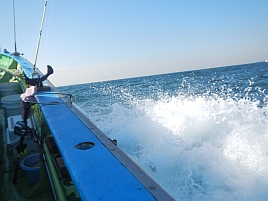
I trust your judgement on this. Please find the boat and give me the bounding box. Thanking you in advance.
[0,2,175,201]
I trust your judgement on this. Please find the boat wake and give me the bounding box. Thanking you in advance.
[60,62,268,200]
[80,93,268,201]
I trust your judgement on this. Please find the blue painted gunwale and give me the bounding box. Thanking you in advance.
[4,52,175,201]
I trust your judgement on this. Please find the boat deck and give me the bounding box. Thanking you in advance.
[0,109,52,201]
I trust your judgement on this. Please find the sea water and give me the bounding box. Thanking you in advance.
[59,62,268,201]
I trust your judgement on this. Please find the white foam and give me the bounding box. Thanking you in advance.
[87,95,268,200]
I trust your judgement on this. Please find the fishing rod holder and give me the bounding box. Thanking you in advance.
[14,121,34,137]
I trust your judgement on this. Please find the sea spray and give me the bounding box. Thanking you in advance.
[59,62,268,200]
[81,94,267,200]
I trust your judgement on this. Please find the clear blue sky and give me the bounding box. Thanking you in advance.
[1,0,268,86]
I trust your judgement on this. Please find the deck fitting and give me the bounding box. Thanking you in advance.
[75,142,95,150]
[149,185,156,190]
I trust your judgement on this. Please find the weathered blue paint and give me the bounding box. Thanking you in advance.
[36,93,158,200]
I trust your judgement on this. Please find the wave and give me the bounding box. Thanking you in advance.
[59,63,268,200]
[80,94,268,200]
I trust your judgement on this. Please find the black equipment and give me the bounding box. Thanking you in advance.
[12,121,35,183]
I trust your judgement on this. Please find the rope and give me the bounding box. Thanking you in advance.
[43,0,54,56]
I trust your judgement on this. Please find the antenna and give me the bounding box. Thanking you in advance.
[13,0,17,52]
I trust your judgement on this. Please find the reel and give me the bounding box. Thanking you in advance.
[14,121,34,136]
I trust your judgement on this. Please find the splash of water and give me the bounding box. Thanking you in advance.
[87,93,268,201]
[60,63,268,200]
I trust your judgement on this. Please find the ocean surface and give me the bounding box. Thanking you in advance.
[58,62,268,201]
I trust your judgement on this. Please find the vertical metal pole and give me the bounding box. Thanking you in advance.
[13,0,17,52]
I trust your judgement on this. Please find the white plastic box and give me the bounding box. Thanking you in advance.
[6,115,39,161]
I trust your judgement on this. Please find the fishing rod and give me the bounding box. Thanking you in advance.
[24,92,73,106]
[32,0,48,78]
